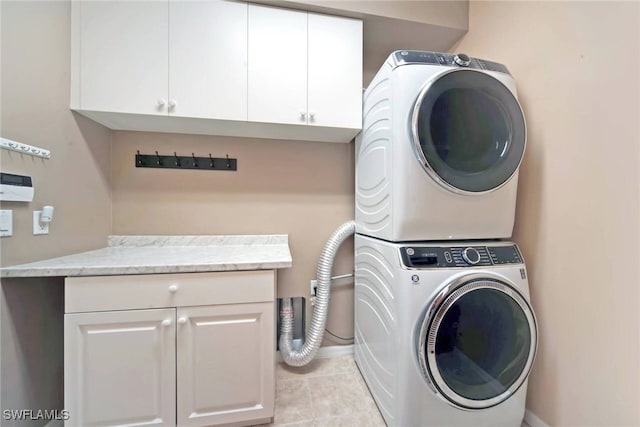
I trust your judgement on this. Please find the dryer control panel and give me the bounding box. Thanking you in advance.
[391,50,511,75]
[400,244,522,268]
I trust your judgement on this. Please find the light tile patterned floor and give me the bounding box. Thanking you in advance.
[260,354,531,427]
[258,355,385,426]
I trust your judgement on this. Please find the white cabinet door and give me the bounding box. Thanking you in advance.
[248,5,307,125]
[64,309,176,427]
[169,0,248,120]
[308,13,363,129]
[177,303,275,426]
[78,1,168,115]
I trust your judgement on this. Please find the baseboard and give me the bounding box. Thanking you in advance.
[45,420,64,427]
[277,344,354,362]
[524,409,551,427]
[315,344,354,359]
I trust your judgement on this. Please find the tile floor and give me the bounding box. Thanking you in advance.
[259,354,531,427]
[259,355,385,426]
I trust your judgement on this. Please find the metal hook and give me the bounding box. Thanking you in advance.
[209,154,214,168]
[155,151,161,166]
[192,153,198,167]
[226,154,230,169]
[174,152,180,167]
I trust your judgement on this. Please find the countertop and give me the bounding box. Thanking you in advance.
[0,235,292,278]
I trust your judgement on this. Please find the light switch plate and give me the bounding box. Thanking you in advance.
[0,210,12,237]
[33,210,49,235]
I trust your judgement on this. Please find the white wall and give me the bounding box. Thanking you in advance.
[455,1,640,425]
[110,131,356,346]
[1,1,111,422]
[1,278,64,427]
[0,1,111,268]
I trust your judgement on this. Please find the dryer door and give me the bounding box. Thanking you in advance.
[411,69,526,194]
[417,274,537,409]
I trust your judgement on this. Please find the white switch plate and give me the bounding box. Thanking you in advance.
[0,210,13,237]
[33,211,49,235]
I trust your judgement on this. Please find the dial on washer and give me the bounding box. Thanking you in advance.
[453,53,471,67]
[462,247,481,265]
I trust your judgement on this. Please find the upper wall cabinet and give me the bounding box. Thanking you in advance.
[70,1,362,143]
[71,0,247,121]
[248,6,307,126]
[248,5,363,130]
[307,12,363,129]
[169,1,247,120]
[73,1,169,116]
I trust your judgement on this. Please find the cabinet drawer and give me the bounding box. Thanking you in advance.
[65,270,275,313]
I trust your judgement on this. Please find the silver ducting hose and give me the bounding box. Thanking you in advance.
[279,220,356,366]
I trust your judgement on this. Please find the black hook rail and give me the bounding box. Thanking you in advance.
[135,151,237,171]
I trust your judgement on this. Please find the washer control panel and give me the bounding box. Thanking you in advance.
[392,50,511,75]
[400,244,522,268]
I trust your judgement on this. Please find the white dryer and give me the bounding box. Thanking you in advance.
[354,234,537,427]
[356,51,526,241]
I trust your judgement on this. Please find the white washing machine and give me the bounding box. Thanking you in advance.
[356,51,527,241]
[354,234,537,427]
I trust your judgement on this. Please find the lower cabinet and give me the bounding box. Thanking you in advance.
[65,308,177,426]
[177,303,274,426]
[64,271,276,427]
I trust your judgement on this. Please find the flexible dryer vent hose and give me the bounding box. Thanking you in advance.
[279,220,356,367]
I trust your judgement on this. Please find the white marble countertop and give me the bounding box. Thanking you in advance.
[0,235,292,278]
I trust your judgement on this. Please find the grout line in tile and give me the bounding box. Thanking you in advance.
[274,357,385,427]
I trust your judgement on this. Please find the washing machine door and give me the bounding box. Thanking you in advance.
[417,273,537,409]
[411,69,526,194]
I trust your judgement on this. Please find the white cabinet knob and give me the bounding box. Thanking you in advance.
[162,319,172,326]
[157,98,167,107]
[178,317,187,324]
[300,111,306,120]
[168,99,177,109]
[309,112,316,121]
[168,284,178,293]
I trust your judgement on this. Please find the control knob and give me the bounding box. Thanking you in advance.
[453,53,471,67]
[462,247,481,265]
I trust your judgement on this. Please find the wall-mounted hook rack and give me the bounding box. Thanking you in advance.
[135,150,237,171]
[1,137,51,159]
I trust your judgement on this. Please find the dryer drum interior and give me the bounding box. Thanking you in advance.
[418,277,537,410]
[411,69,526,194]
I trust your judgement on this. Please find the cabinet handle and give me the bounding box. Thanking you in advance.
[157,98,167,107]
[300,111,306,120]
[168,284,178,293]
[178,317,187,324]
[162,319,172,326]
[168,99,177,109]
[309,112,316,121]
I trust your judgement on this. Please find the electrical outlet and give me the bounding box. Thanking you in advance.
[310,279,318,296]
[33,211,49,235]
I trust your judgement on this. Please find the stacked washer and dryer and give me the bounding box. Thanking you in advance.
[354,51,538,427]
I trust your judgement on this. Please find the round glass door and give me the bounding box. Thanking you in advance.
[418,277,537,409]
[411,69,526,194]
